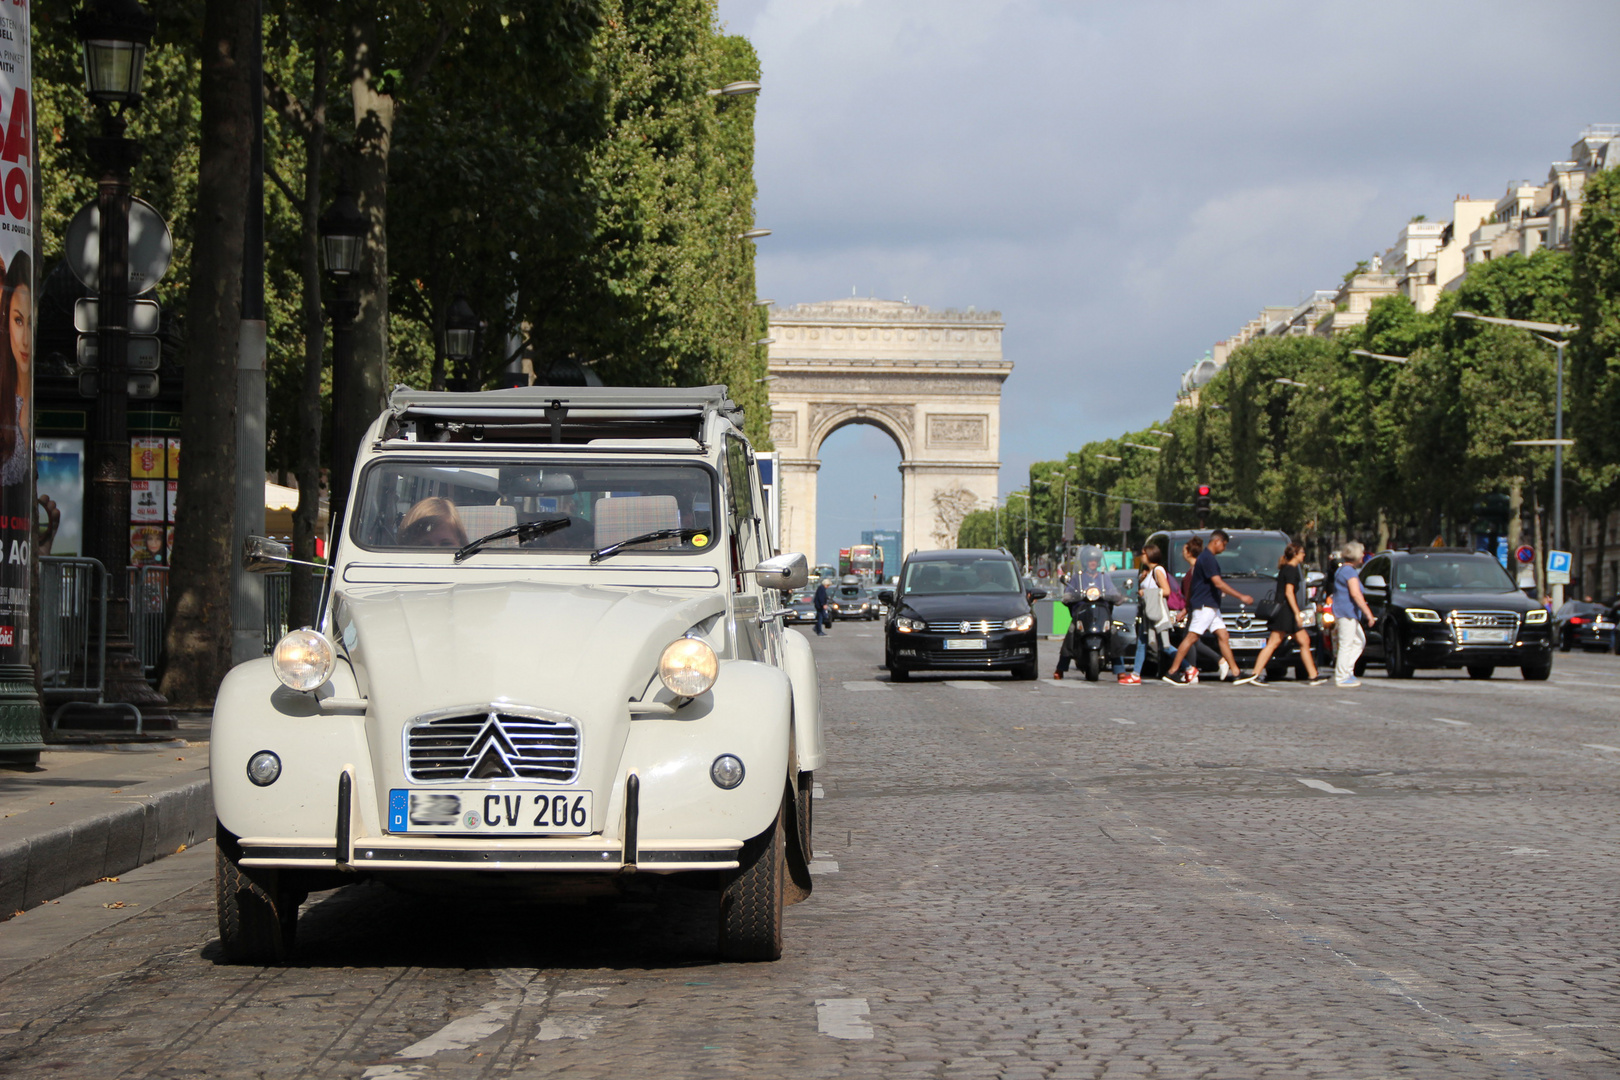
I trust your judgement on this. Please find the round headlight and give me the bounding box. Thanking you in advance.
[711,754,745,789]
[272,628,336,692]
[659,637,718,697]
[247,750,281,787]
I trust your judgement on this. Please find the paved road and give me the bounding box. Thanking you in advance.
[3,631,1618,1078]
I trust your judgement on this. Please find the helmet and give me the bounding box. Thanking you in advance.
[1077,545,1105,570]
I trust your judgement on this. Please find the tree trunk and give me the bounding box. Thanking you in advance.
[160,0,256,706]
[330,13,394,522]
[289,40,328,631]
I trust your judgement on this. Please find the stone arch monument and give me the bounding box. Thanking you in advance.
[765,298,1011,563]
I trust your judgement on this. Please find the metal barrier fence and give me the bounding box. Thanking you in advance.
[39,555,142,731]
[130,565,168,679]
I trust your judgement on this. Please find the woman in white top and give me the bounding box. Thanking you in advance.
[1132,543,1174,681]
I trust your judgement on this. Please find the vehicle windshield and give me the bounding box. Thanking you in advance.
[1206,535,1289,576]
[1392,555,1517,593]
[351,459,718,555]
[902,558,1022,595]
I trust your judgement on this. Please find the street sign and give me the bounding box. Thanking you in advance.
[1118,501,1132,532]
[63,197,174,294]
[1515,545,1534,564]
[1061,515,1074,543]
[1495,537,1508,567]
[1546,549,1572,586]
[75,335,161,372]
[73,298,162,335]
[77,371,160,400]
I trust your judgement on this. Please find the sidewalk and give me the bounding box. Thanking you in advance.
[0,713,213,919]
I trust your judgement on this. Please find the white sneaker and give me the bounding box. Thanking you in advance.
[1218,659,1230,681]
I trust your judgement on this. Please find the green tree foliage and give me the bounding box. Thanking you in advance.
[1571,167,1620,476]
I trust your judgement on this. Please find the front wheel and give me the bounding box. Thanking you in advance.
[1521,659,1553,681]
[1083,648,1102,682]
[718,805,785,962]
[1386,631,1415,678]
[1466,664,1495,680]
[216,824,301,964]
[1011,659,1038,680]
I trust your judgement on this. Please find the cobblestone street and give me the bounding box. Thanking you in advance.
[3,630,1618,1078]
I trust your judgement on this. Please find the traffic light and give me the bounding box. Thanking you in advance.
[1195,484,1211,524]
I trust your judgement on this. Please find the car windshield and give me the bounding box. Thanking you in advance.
[903,558,1022,594]
[1206,535,1289,576]
[351,459,718,554]
[1392,556,1517,592]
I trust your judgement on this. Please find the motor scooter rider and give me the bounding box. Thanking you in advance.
[1054,546,1126,678]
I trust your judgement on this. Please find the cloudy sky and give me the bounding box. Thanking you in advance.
[715,0,1620,562]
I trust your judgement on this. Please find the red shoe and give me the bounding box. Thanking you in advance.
[1052,672,1063,680]
[1118,673,1141,685]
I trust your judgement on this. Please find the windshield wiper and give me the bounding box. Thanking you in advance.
[454,516,573,562]
[589,527,707,563]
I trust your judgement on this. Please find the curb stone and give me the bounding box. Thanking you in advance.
[0,771,211,917]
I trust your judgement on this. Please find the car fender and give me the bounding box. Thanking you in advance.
[212,658,380,840]
[780,627,825,771]
[619,659,792,843]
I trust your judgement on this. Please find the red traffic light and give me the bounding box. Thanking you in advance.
[1197,485,1211,497]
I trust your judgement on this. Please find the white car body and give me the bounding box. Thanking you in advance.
[212,386,823,962]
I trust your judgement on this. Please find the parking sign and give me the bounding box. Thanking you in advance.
[1546,550,1572,586]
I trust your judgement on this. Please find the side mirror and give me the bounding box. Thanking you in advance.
[1305,570,1325,585]
[1363,574,1387,590]
[877,589,895,604]
[243,535,291,573]
[752,551,809,591]
[1027,588,1049,601]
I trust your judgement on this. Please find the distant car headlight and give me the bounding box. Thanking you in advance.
[1003,614,1035,631]
[1524,609,1549,625]
[272,629,335,692]
[896,615,925,632]
[659,637,718,697]
[1298,605,1316,627]
[1407,608,1442,623]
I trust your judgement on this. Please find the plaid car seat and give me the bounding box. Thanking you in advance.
[594,495,681,550]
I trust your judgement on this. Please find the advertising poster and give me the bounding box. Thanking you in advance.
[0,4,31,658]
[35,437,82,556]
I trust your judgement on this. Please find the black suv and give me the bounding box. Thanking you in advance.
[1144,529,1325,677]
[881,549,1045,680]
[1358,549,1553,679]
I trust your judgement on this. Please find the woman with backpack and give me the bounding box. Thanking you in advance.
[1132,544,1175,682]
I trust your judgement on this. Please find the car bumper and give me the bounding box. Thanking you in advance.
[238,835,743,873]
[889,630,1037,670]
[1403,635,1553,667]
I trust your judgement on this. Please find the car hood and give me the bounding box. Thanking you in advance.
[1400,590,1534,612]
[897,592,1030,622]
[335,581,725,707]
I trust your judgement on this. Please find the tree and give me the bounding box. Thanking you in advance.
[1570,166,1620,474]
[161,0,257,706]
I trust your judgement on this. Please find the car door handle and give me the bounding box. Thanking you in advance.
[756,609,788,624]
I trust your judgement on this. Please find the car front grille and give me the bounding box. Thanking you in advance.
[918,647,1024,665]
[405,707,580,783]
[1447,611,1519,629]
[926,619,1001,634]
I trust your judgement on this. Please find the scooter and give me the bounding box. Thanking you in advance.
[1066,587,1116,682]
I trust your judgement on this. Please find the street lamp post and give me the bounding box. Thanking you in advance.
[77,0,172,726]
[1454,312,1580,599]
[319,189,366,528]
[442,294,478,391]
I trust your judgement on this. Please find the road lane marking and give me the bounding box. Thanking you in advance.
[536,1017,604,1041]
[1581,743,1620,753]
[943,680,995,690]
[1107,718,1136,725]
[841,681,889,692]
[812,782,825,799]
[1431,718,1470,726]
[810,850,840,874]
[816,998,874,1039]
[366,972,541,1074]
[1294,777,1356,794]
[1505,847,1550,856]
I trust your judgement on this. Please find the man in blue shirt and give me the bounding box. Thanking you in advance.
[1332,541,1376,686]
[1162,529,1253,685]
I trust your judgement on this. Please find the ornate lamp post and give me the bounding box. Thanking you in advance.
[75,0,172,727]
[443,295,478,391]
[318,189,365,528]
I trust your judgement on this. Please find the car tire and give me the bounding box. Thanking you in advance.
[890,664,910,682]
[215,823,301,964]
[1521,659,1553,681]
[1466,664,1495,680]
[718,804,785,962]
[1011,660,1038,680]
[1386,631,1415,678]
[1559,634,1571,652]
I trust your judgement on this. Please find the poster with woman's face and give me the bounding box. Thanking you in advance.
[0,2,30,663]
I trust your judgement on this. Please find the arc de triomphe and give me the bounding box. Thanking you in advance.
[766,298,1011,563]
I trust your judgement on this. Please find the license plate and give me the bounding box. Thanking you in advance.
[1230,637,1268,650]
[1595,622,1613,631]
[388,789,593,835]
[944,638,988,650]
[1459,629,1512,644]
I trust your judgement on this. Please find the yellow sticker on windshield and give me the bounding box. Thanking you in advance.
[693,534,709,547]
